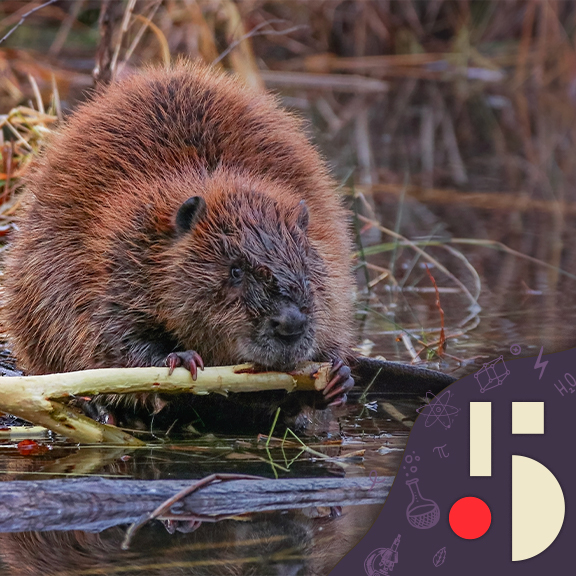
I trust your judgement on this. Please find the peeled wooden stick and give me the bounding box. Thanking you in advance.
[0,362,332,445]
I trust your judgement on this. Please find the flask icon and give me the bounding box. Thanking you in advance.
[406,478,440,529]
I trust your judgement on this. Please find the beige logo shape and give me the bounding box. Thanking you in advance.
[512,455,565,561]
[470,401,565,561]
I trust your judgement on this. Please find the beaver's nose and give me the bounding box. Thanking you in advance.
[270,305,307,343]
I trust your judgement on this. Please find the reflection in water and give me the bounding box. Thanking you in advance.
[0,507,382,576]
[0,432,401,575]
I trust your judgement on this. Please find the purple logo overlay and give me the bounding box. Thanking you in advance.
[330,347,576,575]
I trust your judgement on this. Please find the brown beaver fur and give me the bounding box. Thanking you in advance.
[3,61,355,426]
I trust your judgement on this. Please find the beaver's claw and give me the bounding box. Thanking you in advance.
[165,350,205,380]
[323,358,355,407]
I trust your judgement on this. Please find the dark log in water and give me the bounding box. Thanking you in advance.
[0,476,391,533]
[352,355,456,395]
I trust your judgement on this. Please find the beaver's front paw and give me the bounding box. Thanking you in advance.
[323,358,355,407]
[165,350,205,380]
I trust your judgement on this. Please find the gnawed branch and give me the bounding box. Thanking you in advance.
[0,362,332,445]
[0,357,455,445]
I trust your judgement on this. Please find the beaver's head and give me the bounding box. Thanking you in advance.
[163,169,328,371]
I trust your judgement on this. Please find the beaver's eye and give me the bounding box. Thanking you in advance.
[230,266,243,283]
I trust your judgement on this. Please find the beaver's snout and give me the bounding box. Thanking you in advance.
[269,304,308,345]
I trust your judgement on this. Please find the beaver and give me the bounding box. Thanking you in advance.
[3,60,355,427]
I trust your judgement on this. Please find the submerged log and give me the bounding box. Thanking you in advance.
[0,476,392,533]
[352,356,456,395]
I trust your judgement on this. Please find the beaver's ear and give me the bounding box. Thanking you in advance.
[296,200,309,231]
[175,196,206,234]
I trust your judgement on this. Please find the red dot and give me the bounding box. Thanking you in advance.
[449,497,491,539]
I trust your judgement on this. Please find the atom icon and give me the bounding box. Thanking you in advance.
[416,390,460,429]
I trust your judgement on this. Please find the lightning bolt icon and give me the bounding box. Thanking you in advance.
[534,346,548,380]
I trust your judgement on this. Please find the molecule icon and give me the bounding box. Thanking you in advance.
[474,356,510,393]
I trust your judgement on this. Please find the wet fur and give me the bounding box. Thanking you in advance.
[3,61,355,419]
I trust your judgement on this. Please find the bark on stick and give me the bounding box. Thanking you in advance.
[0,362,331,445]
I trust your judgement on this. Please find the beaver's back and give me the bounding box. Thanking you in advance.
[35,62,336,212]
[4,61,354,375]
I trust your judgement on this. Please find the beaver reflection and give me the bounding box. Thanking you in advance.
[0,510,352,576]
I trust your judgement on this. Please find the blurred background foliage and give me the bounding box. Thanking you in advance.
[1,0,576,375]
